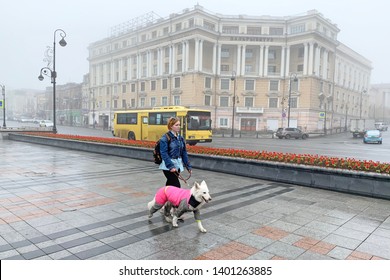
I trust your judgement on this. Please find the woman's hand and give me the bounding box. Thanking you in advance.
[170,168,177,173]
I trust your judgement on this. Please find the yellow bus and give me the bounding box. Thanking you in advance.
[112,106,212,145]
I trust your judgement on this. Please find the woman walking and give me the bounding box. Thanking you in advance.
[159,117,192,188]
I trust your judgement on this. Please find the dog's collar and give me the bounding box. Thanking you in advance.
[189,195,201,208]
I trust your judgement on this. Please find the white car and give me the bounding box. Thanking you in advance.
[39,120,54,127]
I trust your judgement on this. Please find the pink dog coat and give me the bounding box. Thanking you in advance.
[155,186,191,206]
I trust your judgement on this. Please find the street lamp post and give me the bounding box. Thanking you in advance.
[0,84,5,128]
[287,74,298,127]
[38,29,67,133]
[231,71,237,137]
[91,89,96,129]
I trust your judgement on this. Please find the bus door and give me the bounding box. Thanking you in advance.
[140,113,149,140]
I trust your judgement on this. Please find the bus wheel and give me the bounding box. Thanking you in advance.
[128,132,136,140]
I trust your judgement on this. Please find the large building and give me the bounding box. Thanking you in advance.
[87,5,372,133]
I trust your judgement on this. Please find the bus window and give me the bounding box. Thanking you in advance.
[142,116,148,124]
[187,111,211,130]
[117,113,137,124]
[149,112,176,125]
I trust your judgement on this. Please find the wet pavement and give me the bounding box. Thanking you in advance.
[1,139,390,260]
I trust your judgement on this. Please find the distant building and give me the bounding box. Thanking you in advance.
[87,5,372,132]
[368,84,390,122]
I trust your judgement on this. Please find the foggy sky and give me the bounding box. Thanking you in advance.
[0,0,388,90]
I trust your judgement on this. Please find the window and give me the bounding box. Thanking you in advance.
[269,97,278,108]
[245,80,255,91]
[291,79,299,92]
[219,118,228,127]
[221,64,230,72]
[291,24,305,34]
[122,99,127,109]
[270,80,279,91]
[122,84,126,93]
[268,50,276,60]
[131,83,136,92]
[152,31,157,39]
[165,47,170,57]
[220,96,229,107]
[290,97,298,108]
[297,64,304,72]
[247,26,261,35]
[220,79,230,90]
[106,100,110,109]
[221,48,230,58]
[150,97,156,107]
[162,96,168,106]
[173,95,180,105]
[298,47,304,58]
[269,27,283,35]
[245,49,253,58]
[141,34,147,42]
[222,25,239,34]
[175,23,182,31]
[245,65,253,73]
[153,65,158,75]
[268,65,277,74]
[174,77,180,88]
[205,95,211,106]
[189,18,194,27]
[205,77,211,89]
[140,98,145,107]
[164,62,169,74]
[177,44,183,55]
[163,27,169,35]
[151,80,156,91]
[162,79,168,90]
[244,97,254,107]
[177,59,182,72]
[113,99,118,109]
[204,20,215,31]
[140,82,145,92]
[117,113,137,124]
[131,99,135,108]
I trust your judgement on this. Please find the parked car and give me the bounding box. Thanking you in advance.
[363,130,382,144]
[39,120,54,127]
[275,127,309,139]
[374,122,388,131]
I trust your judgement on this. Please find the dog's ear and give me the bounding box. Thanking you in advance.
[194,181,200,188]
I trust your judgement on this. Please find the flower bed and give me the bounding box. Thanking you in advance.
[22,132,390,175]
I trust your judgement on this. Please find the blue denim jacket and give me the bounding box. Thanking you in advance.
[159,131,192,171]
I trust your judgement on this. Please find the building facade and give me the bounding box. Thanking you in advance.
[87,5,372,133]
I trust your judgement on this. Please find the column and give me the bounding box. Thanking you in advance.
[170,44,175,74]
[212,43,217,75]
[199,40,203,72]
[322,49,328,79]
[236,45,241,76]
[263,45,269,76]
[157,48,162,76]
[241,45,246,75]
[217,44,222,76]
[259,45,264,76]
[280,46,285,77]
[315,45,321,76]
[308,42,314,76]
[303,43,308,75]
[194,39,199,71]
[185,41,190,72]
[285,46,290,76]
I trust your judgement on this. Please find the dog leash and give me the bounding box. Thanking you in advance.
[175,171,191,186]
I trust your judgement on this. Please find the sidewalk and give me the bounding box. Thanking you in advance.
[1,139,390,260]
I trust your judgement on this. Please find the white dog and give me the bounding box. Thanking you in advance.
[147,181,211,232]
